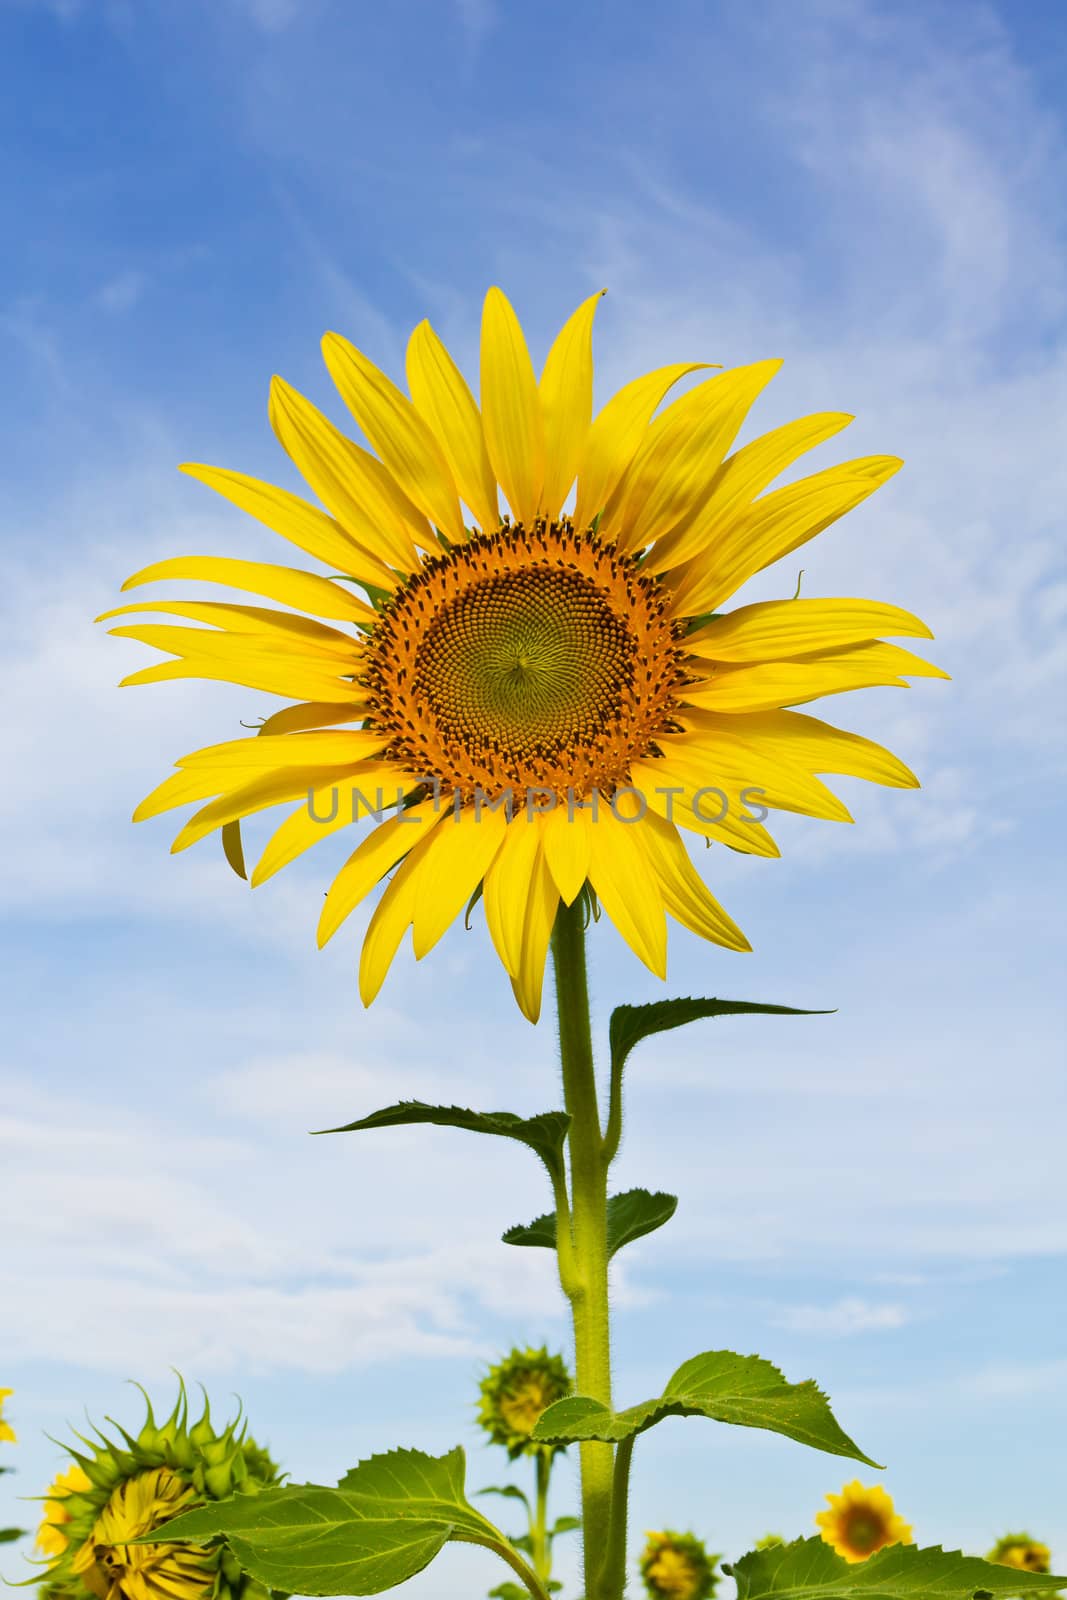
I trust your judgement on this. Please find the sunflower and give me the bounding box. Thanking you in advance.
[36,1465,93,1558]
[103,288,945,1020]
[477,1345,572,1458]
[37,1384,280,1600]
[815,1480,912,1563]
[0,1389,14,1445]
[988,1535,1052,1575]
[639,1529,719,1600]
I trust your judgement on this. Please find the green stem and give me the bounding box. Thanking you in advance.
[598,1436,634,1599]
[531,1446,551,1580]
[551,899,615,1599]
[456,1532,551,1600]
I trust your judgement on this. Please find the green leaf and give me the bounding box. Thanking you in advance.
[610,998,833,1079]
[0,1528,25,1544]
[135,1447,511,1596]
[476,1485,531,1513]
[314,1101,571,1181]
[548,1515,581,1538]
[531,1350,879,1467]
[488,1586,529,1600]
[503,1188,678,1258]
[727,1537,1066,1600]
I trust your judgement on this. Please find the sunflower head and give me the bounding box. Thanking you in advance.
[106,286,945,1022]
[35,1383,281,1600]
[639,1529,719,1600]
[476,1346,572,1458]
[0,1388,15,1446]
[815,1481,912,1564]
[988,1535,1052,1575]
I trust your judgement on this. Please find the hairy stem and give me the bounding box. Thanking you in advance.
[551,898,615,1598]
[532,1446,551,1580]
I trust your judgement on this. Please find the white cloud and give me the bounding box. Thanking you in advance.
[95,270,145,314]
[774,1297,912,1336]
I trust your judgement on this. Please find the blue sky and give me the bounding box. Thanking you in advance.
[1,0,1066,1593]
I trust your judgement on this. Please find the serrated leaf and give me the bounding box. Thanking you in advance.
[502,1188,678,1258]
[135,1447,501,1596]
[728,1536,1066,1600]
[532,1350,879,1467]
[315,1102,571,1180]
[609,998,832,1078]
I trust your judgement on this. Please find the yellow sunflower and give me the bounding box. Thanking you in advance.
[988,1535,1052,1574]
[36,1464,93,1558]
[815,1480,913,1563]
[0,1388,14,1444]
[103,288,945,1020]
[69,1466,214,1600]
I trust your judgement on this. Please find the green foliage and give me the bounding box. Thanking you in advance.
[139,1447,541,1598]
[609,998,833,1080]
[502,1188,678,1257]
[531,1350,879,1467]
[315,1102,571,1182]
[0,1528,25,1544]
[726,1537,1067,1600]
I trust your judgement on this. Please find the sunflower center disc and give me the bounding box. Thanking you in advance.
[364,519,683,802]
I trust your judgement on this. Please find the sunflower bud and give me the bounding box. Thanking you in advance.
[639,1529,720,1600]
[35,1381,281,1600]
[476,1345,571,1459]
[988,1535,1052,1575]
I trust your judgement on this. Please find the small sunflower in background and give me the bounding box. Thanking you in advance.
[34,1383,281,1600]
[477,1346,571,1458]
[815,1480,913,1563]
[0,1389,16,1445]
[988,1534,1052,1575]
[639,1529,719,1600]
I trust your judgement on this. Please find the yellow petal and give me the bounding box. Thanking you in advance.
[99,600,358,653]
[172,763,382,853]
[667,456,903,617]
[687,598,933,662]
[406,319,499,532]
[119,556,376,625]
[654,736,853,823]
[482,812,545,977]
[257,701,371,736]
[509,836,560,1024]
[637,809,750,951]
[411,800,510,958]
[480,286,545,525]
[269,377,427,568]
[177,730,387,769]
[108,619,354,665]
[648,411,854,572]
[322,332,465,540]
[585,804,667,976]
[180,463,395,589]
[252,767,420,886]
[359,845,424,1006]
[118,655,360,703]
[631,758,782,853]
[319,798,448,946]
[684,641,948,713]
[134,767,231,822]
[602,361,782,554]
[678,708,919,788]
[538,288,606,518]
[541,800,591,904]
[573,362,712,531]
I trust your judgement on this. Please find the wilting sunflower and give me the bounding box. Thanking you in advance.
[477,1345,572,1458]
[103,288,945,1020]
[639,1529,719,1600]
[0,1389,15,1445]
[815,1480,912,1563]
[36,1385,280,1600]
[988,1535,1052,1575]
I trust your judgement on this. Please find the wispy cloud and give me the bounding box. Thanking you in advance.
[774,1298,912,1337]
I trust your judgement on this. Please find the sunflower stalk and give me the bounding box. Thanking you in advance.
[551,899,619,1600]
